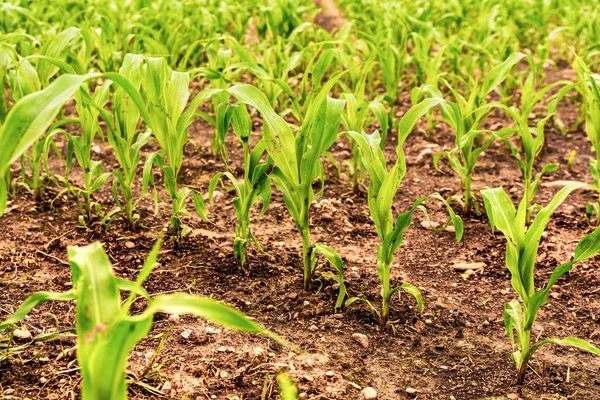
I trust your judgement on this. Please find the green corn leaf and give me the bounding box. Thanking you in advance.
[388,283,424,312]
[277,372,299,400]
[227,84,298,184]
[68,242,121,335]
[573,224,600,262]
[345,297,381,317]
[313,243,346,309]
[481,187,518,241]
[530,337,600,358]
[0,290,75,331]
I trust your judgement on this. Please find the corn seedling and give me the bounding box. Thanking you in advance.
[102,54,155,228]
[346,98,463,326]
[69,81,112,224]
[431,52,526,215]
[573,56,600,220]
[0,237,291,400]
[493,73,576,222]
[0,69,154,218]
[482,183,600,385]
[209,103,272,271]
[9,53,75,202]
[225,78,346,291]
[141,57,212,239]
[339,59,390,191]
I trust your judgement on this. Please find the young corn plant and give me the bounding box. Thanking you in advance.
[225,78,346,291]
[493,78,576,222]
[431,52,525,215]
[339,60,390,191]
[0,70,153,218]
[9,56,74,202]
[141,57,212,239]
[101,54,155,228]
[482,184,600,385]
[69,81,112,224]
[0,238,291,400]
[346,98,463,327]
[209,103,272,271]
[573,57,600,219]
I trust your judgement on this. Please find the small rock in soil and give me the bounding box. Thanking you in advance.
[325,370,335,377]
[206,327,222,335]
[287,292,298,300]
[181,329,193,339]
[414,320,426,332]
[39,377,48,384]
[13,329,32,340]
[352,333,369,348]
[168,314,180,324]
[321,212,334,222]
[124,241,135,249]
[452,261,486,272]
[406,387,417,394]
[347,381,361,389]
[266,304,275,311]
[39,357,50,363]
[420,220,440,230]
[162,381,172,391]
[309,324,319,332]
[361,387,377,399]
[299,393,308,400]
[348,271,361,280]
[211,190,225,201]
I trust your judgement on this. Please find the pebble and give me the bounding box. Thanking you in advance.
[168,314,180,324]
[206,327,222,335]
[406,387,417,394]
[162,381,172,391]
[452,262,486,272]
[266,305,275,311]
[287,292,298,300]
[347,381,361,389]
[180,329,193,339]
[321,213,334,222]
[39,377,48,384]
[333,313,344,319]
[348,271,361,280]
[13,329,32,340]
[124,241,135,249]
[325,370,335,377]
[362,387,377,399]
[39,357,50,363]
[299,393,308,400]
[303,301,310,306]
[352,333,369,348]
[212,190,225,202]
[309,324,319,332]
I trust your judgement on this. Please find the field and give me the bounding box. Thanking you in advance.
[1,1,600,399]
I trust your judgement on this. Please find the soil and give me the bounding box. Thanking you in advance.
[1,66,600,400]
[2,9,600,400]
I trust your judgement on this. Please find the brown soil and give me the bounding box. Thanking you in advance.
[1,65,600,400]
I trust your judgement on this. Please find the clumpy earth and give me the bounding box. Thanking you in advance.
[1,62,600,400]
